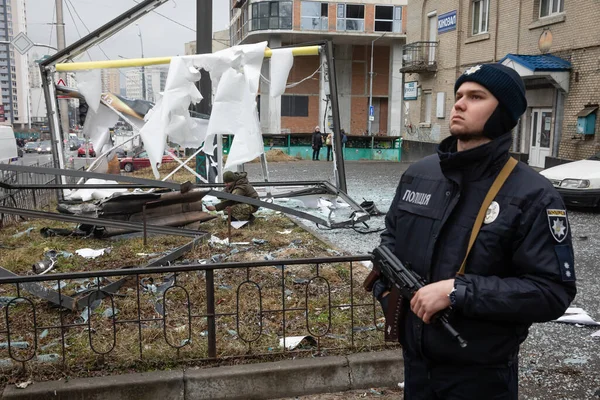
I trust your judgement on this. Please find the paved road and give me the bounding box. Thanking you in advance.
[243,160,600,400]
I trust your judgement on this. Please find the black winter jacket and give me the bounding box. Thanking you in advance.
[380,133,576,366]
[312,131,323,148]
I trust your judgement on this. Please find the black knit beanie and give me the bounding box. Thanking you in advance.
[454,64,527,138]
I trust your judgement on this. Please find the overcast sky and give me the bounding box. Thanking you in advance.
[26,0,230,61]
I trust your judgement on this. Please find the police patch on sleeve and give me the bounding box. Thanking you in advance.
[547,209,569,243]
[555,245,575,282]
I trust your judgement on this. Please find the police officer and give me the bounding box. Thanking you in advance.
[377,64,576,399]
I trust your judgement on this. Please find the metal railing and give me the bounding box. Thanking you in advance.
[0,255,394,374]
[0,161,57,228]
[400,41,438,73]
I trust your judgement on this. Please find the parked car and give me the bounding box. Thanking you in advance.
[24,142,38,153]
[36,140,52,154]
[539,152,600,208]
[69,139,81,151]
[77,143,96,157]
[120,150,175,172]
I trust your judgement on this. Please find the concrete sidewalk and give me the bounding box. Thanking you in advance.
[2,350,402,400]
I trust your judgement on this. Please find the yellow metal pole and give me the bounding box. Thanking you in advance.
[55,45,321,72]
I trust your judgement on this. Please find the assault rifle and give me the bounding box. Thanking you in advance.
[371,246,468,348]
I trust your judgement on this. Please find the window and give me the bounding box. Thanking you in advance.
[375,5,402,32]
[251,1,292,31]
[337,4,364,32]
[301,2,328,31]
[281,95,309,117]
[540,0,563,17]
[472,0,489,35]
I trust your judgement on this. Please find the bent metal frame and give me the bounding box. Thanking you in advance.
[39,0,349,193]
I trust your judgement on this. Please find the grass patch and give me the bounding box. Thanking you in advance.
[0,207,390,388]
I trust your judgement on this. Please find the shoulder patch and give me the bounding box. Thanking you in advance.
[547,209,569,243]
[555,245,575,282]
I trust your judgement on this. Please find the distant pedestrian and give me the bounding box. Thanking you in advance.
[312,126,323,161]
[325,131,333,161]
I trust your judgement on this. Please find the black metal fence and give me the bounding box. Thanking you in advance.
[0,162,57,228]
[0,255,394,373]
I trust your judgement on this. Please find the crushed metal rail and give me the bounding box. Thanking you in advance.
[0,164,371,228]
[0,206,208,238]
[75,236,203,310]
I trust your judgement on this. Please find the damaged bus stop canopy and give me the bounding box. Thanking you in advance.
[0,163,370,229]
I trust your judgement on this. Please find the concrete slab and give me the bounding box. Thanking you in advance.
[347,350,403,389]
[3,370,184,400]
[184,355,351,400]
[1,351,403,400]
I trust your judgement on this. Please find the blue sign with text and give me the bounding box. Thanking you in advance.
[438,10,457,34]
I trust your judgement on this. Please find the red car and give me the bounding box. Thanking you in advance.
[119,150,175,172]
[77,143,96,157]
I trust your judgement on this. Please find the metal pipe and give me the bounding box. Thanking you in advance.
[368,32,386,136]
[0,206,208,238]
[206,269,216,359]
[54,46,322,72]
[137,24,146,100]
[324,41,347,193]
[227,210,232,245]
[196,0,212,116]
[142,204,147,247]
[0,255,374,286]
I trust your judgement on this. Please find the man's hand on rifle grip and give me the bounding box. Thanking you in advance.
[410,279,455,324]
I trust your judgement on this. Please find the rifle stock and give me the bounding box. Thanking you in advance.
[372,246,467,348]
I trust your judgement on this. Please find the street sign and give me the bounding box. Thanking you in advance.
[369,116,375,121]
[369,105,374,117]
[11,32,34,55]
[57,78,66,86]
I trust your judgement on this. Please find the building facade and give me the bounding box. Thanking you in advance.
[145,66,168,103]
[404,0,600,167]
[125,68,143,100]
[229,0,407,136]
[184,29,232,55]
[0,0,30,127]
[101,69,120,94]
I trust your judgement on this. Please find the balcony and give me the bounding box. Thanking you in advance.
[400,41,438,73]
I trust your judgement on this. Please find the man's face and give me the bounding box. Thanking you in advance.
[450,82,499,138]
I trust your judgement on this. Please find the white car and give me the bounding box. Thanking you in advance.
[539,153,600,208]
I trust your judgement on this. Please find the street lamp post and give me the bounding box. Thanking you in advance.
[136,24,146,101]
[368,32,386,136]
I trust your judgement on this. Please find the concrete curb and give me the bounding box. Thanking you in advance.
[3,350,403,400]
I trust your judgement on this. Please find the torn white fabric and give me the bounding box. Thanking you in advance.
[82,104,120,154]
[201,42,267,163]
[76,248,111,259]
[269,48,294,98]
[76,70,102,113]
[208,68,264,170]
[64,178,127,202]
[278,335,316,350]
[140,42,269,178]
[140,58,202,178]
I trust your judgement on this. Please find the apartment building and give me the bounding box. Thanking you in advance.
[229,0,407,136]
[101,69,120,95]
[0,0,30,127]
[404,0,600,167]
[184,29,232,55]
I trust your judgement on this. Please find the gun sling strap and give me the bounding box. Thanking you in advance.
[457,156,518,276]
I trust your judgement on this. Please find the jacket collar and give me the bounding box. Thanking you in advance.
[437,132,512,183]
